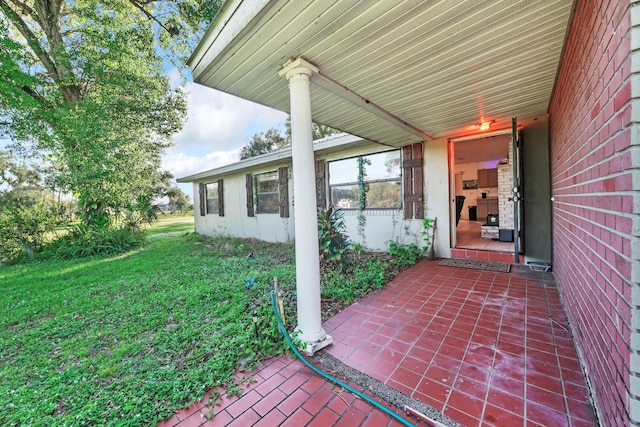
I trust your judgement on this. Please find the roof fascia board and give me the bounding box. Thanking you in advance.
[177,148,292,183]
[188,0,273,80]
[313,133,364,152]
[177,134,371,183]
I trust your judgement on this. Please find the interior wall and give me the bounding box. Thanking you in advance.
[455,160,499,220]
[548,0,633,423]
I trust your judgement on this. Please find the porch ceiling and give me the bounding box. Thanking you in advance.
[189,0,573,147]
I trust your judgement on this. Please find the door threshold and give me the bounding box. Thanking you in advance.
[451,248,523,263]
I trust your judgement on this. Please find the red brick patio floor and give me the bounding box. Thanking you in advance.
[159,260,597,427]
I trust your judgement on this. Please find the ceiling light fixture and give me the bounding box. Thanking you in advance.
[477,120,495,131]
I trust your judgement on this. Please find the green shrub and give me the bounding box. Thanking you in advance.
[0,203,61,264]
[39,225,146,260]
[317,204,351,266]
[321,261,387,302]
[421,217,435,256]
[388,241,421,267]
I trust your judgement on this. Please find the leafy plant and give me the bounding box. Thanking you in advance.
[317,204,351,266]
[0,224,299,426]
[321,261,388,302]
[39,224,146,260]
[122,196,161,232]
[356,157,371,245]
[388,241,421,267]
[421,217,435,257]
[352,242,365,254]
[0,203,62,264]
[1,213,414,426]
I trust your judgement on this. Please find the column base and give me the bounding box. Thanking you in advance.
[294,327,333,356]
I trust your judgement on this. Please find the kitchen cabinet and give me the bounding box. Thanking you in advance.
[477,197,498,220]
[477,168,498,188]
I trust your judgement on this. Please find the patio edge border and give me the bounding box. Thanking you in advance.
[311,351,464,427]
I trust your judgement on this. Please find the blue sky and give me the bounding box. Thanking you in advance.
[161,69,288,200]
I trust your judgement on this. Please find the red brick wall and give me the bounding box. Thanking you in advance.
[548,0,633,424]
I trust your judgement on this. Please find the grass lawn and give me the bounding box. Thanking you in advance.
[0,218,411,426]
[1,224,298,426]
[146,214,196,237]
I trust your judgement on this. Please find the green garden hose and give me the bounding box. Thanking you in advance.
[270,292,415,427]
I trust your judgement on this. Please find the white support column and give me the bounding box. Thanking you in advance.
[279,58,332,355]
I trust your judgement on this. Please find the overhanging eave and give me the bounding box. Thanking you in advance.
[188,0,572,146]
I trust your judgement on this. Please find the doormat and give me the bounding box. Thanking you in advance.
[439,258,511,273]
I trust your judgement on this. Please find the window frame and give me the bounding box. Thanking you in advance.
[328,150,402,211]
[204,181,220,215]
[202,179,224,216]
[254,171,280,214]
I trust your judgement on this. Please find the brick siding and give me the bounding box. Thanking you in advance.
[548,0,636,424]
[497,137,513,231]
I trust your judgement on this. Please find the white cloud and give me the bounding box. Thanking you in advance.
[162,148,243,201]
[163,148,241,179]
[173,83,288,153]
[162,79,289,202]
[166,68,185,88]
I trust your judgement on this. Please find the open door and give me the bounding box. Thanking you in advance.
[450,131,515,254]
[511,118,523,263]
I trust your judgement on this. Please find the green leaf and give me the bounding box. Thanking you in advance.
[0,0,214,228]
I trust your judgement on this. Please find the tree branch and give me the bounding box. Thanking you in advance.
[7,0,34,17]
[32,0,80,101]
[19,83,50,107]
[0,0,59,81]
[128,0,179,35]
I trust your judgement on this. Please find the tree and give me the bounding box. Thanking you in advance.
[240,127,289,160]
[0,150,44,208]
[283,116,341,141]
[0,150,63,263]
[312,123,340,140]
[0,0,220,228]
[240,116,341,159]
[166,185,191,213]
[153,170,191,213]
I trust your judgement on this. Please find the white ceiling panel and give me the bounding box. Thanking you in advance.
[189,0,573,146]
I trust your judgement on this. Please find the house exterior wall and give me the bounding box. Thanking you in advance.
[340,209,418,251]
[424,138,452,259]
[549,0,635,424]
[334,139,450,256]
[193,165,295,243]
[190,140,451,256]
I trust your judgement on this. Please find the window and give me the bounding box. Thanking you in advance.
[329,151,401,209]
[206,182,218,214]
[255,171,279,214]
[203,180,224,216]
